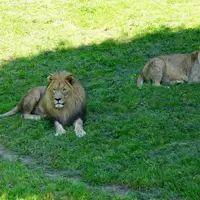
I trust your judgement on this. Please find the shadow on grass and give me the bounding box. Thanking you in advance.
[0,27,200,199]
[1,27,200,87]
[1,27,200,102]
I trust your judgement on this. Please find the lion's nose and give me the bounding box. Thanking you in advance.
[55,98,62,102]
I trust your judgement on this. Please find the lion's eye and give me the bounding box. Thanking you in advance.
[63,88,67,92]
[53,89,56,92]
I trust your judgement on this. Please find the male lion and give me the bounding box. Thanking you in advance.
[0,71,87,137]
[137,50,200,88]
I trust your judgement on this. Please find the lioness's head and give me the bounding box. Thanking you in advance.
[189,51,200,83]
[47,71,75,109]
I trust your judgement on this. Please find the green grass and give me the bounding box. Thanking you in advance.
[0,0,200,199]
[0,160,119,200]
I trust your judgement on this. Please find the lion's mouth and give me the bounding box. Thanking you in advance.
[55,103,64,108]
[54,98,64,108]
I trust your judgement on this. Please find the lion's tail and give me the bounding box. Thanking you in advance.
[0,105,20,119]
[137,74,144,89]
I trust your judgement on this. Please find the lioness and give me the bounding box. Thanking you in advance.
[137,50,200,88]
[0,71,87,137]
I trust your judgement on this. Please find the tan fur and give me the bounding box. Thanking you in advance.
[0,71,87,137]
[137,50,200,88]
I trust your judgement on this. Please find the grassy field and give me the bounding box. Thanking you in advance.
[0,0,200,199]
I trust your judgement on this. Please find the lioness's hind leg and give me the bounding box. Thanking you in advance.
[149,58,165,86]
[152,81,161,86]
[54,121,67,136]
[73,118,86,137]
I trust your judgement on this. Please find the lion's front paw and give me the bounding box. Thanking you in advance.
[75,128,86,137]
[55,129,67,136]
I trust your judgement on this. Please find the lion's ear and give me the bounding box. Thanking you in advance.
[66,75,74,85]
[47,74,53,83]
[191,51,199,61]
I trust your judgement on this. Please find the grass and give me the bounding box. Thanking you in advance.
[0,160,118,200]
[0,0,200,199]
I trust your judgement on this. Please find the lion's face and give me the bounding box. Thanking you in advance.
[47,72,74,109]
[51,82,69,108]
